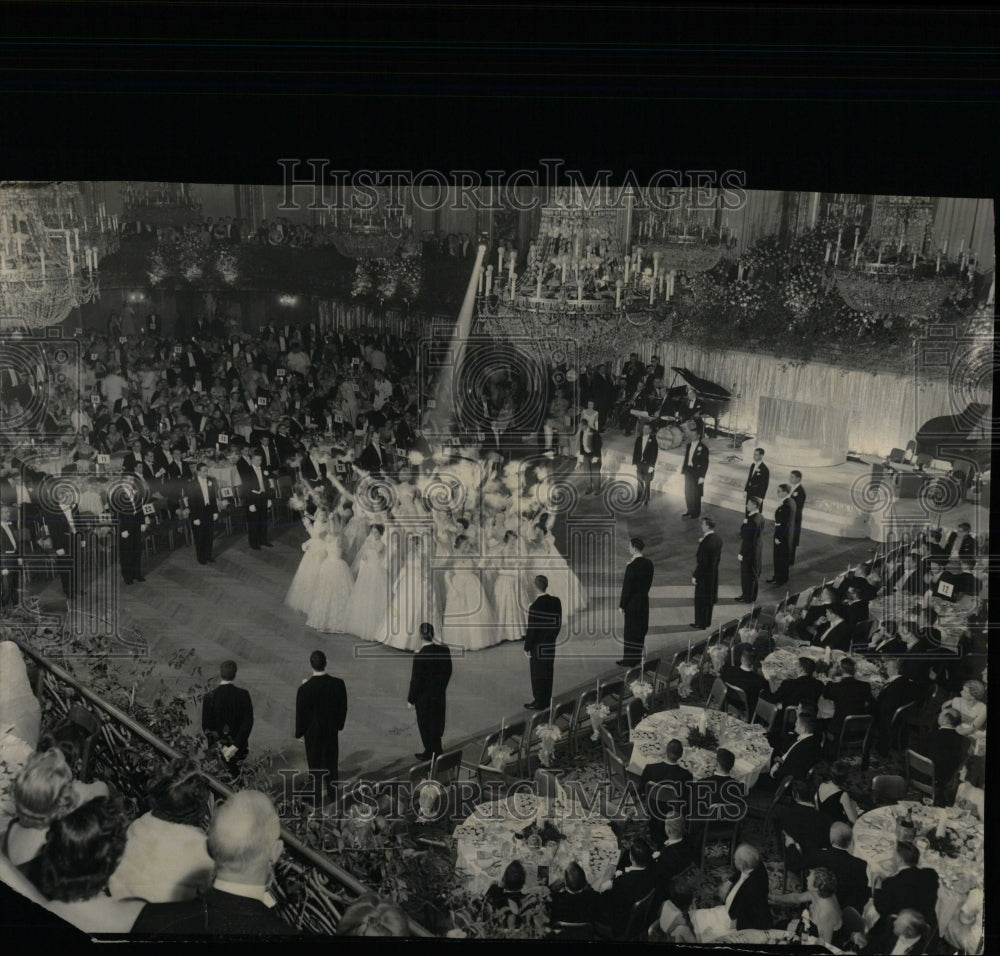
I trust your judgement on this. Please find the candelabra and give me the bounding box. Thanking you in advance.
[1,182,118,328]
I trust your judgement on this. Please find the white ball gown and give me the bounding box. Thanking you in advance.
[284,515,329,615]
[380,537,442,651]
[524,529,588,617]
[305,533,356,632]
[442,567,496,651]
[344,533,390,641]
[490,542,529,643]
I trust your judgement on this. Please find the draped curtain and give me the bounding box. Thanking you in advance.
[627,338,964,457]
[726,189,785,257]
[932,197,995,270]
[757,397,851,459]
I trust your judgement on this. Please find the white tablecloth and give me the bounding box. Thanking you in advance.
[452,791,619,896]
[868,594,975,647]
[852,800,983,944]
[627,707,772,791]
[204,463,240,491]
[761,647,886,719]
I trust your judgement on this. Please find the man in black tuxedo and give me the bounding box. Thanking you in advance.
[579,423,602,495]
[921,708,970,805]
[762,656,824,747]
[789,470,806,564]
[0,504,22,608]
[744,447,770,508]
[549,861,602,931]
[131,790,298,936]
[943,521,976,561]
[680,425,709,518]
[621,353,644,436]
[597,838,657,937]
[738,496,764,603]
[870,841,940,945]
[165,446,194,509]
[821,656,874,737]
[631,422,658,507]
[111,477,148,585]
[651,813,695,907]
[687,748,741,845]
[202,660,254,777]
[812,604,852,652]
[763,712,824,786]
[767,484,796,587]
[776,780,830,873]
[721,646,768,719]
[237,447,272,550]
[641,738,694,845]
[357,430,388,477]
[691,516,722,630]
[188,461,219,565]
[407,622,452,760]
[523,575,562,710]
[871,658,915,756]
[720,844,771,931]
[617,537,654,666]
[295,650,348,802]
[45,496,85,600]
[299,441,329,491]
[803,822,871,915]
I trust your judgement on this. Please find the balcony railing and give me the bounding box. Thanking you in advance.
[10,638,431,938]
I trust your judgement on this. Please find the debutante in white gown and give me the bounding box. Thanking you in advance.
[380,537,442,651]
[284,514,329,615]
[539,530,588,616]
[442,567,496,651]
[305,533,356,632]
[344,533,389,642]
[491,540,529,642]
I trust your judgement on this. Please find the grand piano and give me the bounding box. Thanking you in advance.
[914,402,991,476]
[656,367,733,437]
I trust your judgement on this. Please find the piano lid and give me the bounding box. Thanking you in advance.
[669,367,732,403]
[914,402,992,471]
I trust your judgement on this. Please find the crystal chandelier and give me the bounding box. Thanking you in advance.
[636,192,737,275]
[327,184,415,259]
[1,182,119,328]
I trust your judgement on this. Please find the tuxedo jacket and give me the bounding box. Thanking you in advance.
[202,683,254,750]
[300,456,327,485]
[407,642,452,705]
[641,760,693,798]
[802,847,870,914]
[739,512,764,566]
[822,677,874,729]
[550,886,601,926]
[680,441,709,479]
[925,728,970,789]
[814,621,852,652]
[744,462,770,501]
[776,802,830,856]
[524,594,562,657]
[773,733,823,781]
[236,457,270,502]
[720,664,768,715]
[873,676,917,729]
[600,866,657,936]
[46,505,82,554]
[579,431,602,460]
[693,533,723,600]
[774,498,796,541]
[944,531,976,559]
[132,887,298,936]
[186,475,218,517]
[726,864,771,930]
[631,434,658,471]
[295,674,348,746]
[790,484,806,525]
[619,556,654,619]
[357,442,386,474]
[873,866,940,925]
[765,674,824,709]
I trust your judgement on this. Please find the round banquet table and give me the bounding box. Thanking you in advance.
[452,791,619,897]
[627,706,772,791]
[761,647,885,719]
[712,928,843,951]
[203,462,240,491]
[852,800,983,946]
[868,593,975,649]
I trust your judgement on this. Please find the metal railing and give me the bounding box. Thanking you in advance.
[11,638,432,937]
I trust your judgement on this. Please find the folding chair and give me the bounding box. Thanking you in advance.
[829,714,873,763]
[475,723,526,790]
[411,747,464,786]
[523,699,575,773]
[706,677,728,711]
[622,888,657,942]
[599,677,628,735]
[751,697,778,733]
[568,687,599,757]
[603,747,642,797]
[724,683,750,721]
[700,817,741,871]
[888,701,916,753]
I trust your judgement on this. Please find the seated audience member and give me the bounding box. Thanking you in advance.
[812,604,851,652]
[763,655,824,712]
[107,758,213,903]
[641,738,693,846]
[897,621,933,690]
[862,908,929,956]
[762,712,823,787]
[811,762,859,825]
[22,796,145,934]
[693,842,770,941]
[650,878,697,944]
[485,860,526,912]
[953,754,984,820]
[821,657,874,737]
[776,780,830,872]
[803,822,871,915]
[840,586,870,633]
[131,790,299,935]
[943,888,983,956]
[870,843,939,945]
[548,861,599,933]
[946,679,986,735]
[721,647,768,719]
[770,866,848,948]
[3,749,109,869]
[598,838,656,937]
[872,658,917,756]
[687,749,741,843]
[336,895,410,937]
[866,618,905,655]
[788,587,837,641]
[921,708,970,805]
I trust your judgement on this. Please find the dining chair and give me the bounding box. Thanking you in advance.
[724,683,750,721]
[904,749,936,800]
[888,701,917,753]
[599,677,628,736]
[706,677,728,711]
[597,723,632,762]
[699,817,741,872]
[622,887,657,941]
[870,774,907,806]
[751,697,778,733]
[829,714,873,763]
[602,747,642,797]
[625,698,645,735]
[568,687,599,757]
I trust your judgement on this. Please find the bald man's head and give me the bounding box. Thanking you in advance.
[208,790,282,878]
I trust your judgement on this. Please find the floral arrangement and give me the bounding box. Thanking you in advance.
[629,680,653,708]
[586,702,610,739]
[535,724,561,767]
[676,661,699,699]
[687,725,719,750]
[487,741,514,770]
[352,255,423,304]
[924,826,961,859]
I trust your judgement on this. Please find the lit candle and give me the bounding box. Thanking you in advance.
[596,677,600,697]
[649,280,654,305]
[652,251,659,279]
[853,227,859,251]
[485,265,493,296]
[912,252,917,270]
[478,268,484,294]
[615,279,622,309]
[824,645,832,663]
[536,273,543,299]
[935,809,946,838]
[936,254,941,273]
[942,239,948,255]
[834,245,840,266]
[959,238,964,254]
[498,248,504,272]
[687,639,692,659]
[825,241,831,263]
[549,699,555,725]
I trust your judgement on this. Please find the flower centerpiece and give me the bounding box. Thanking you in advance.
[629,679,653,709]
[586,701,610,739]
[687,725,719,750]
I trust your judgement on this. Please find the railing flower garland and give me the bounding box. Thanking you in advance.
[586,702,610,740]
[535,724,562,767]
[676,661,699,699]
[629,679,653,710]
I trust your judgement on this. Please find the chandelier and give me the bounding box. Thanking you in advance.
[0,182,119,328]
[326,185,415,259]
[827,227,977,316]
[635,190,737,274]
